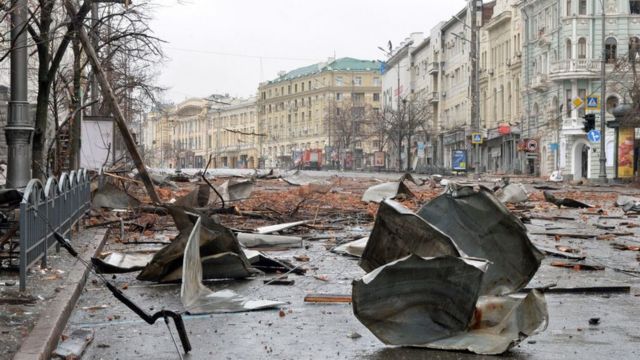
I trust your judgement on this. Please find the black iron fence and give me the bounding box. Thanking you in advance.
[19,169,91,291]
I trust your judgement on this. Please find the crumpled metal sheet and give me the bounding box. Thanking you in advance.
[174,183,210,207]
[423,290,548,354]
[359,200,460,272]
[92,182,140,209]
[417,184,543,295]
[211,179,255,205]
[332,237,369,257]
[361,181,414,203]
[495,183,529,204]
[282,170,330,186]
[255,220,308,234]
[92,251,156,273]
[616,195,640,212]
[236,232,302,249]
[181,217,284,314]
[353,255,488,345]
[137,206,255,282]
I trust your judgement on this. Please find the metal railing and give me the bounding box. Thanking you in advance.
[19,169,91,291]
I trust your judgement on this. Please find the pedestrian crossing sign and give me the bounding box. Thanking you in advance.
[586,96,600,110]
[471,132,482,144]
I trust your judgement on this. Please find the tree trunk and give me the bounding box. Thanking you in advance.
[406,134,412,172]
[397,132,402,172]
[33,66,50,180]
[69,36,82,169]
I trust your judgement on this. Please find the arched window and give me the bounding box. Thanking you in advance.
[566,39,572,59]
[578,38,587,59]
[629,37,640,62]
[533,103,540,130]
[605,37,617,63]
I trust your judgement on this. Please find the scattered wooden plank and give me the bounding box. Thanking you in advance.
[304,293,352,303]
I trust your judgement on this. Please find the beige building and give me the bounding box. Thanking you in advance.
[209,97,258,169]
[479,0,522,173]
[142,105,174,168]
[257,57,383,169]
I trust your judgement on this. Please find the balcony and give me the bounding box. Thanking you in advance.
[429,91,439,103]
[531,74,549,92]
[549,59,602,81]
[428,61,442,75]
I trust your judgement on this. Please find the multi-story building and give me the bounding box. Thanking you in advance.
[141,105,173,168]
[381,33,429,169]
[257,57,382,169]
[171,98,210,169]
[479,0,523,173]
[209,97,258,168]
[519,0,639,179]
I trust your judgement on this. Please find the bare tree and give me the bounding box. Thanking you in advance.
[325,98,375,169]
[379,95,432,171]
[0,0,164,177]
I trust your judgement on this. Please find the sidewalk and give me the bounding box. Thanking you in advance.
[0,226,107,360]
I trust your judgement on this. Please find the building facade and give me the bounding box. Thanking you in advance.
[519,0,639,179]
[257,57,382,169]
[479,0,523,173]
[209,97,258,169]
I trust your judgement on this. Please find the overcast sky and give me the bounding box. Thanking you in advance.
[150,0,468,103]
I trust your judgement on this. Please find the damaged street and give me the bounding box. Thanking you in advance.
[51,170,640,359]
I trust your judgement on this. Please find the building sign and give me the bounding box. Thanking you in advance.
[374,151,385,167]
[498,123,511,135]
[417,142,425,158]
[452,150,467,171]
[618,127,635,178]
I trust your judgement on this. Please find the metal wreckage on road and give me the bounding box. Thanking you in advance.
[352,182,548,355]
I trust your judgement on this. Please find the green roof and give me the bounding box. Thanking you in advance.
[268,57,382,83]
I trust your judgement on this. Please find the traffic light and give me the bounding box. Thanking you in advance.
[582,113,595,133]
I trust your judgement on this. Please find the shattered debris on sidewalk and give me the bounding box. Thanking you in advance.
[54,169,640,359]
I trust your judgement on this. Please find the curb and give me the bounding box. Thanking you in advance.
[13,228,109,360]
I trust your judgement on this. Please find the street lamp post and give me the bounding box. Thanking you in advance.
[598,0,608,181]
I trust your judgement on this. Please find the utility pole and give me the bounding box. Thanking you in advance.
[598,0,608,181]
[470,0,480,176]
[6,0,33,187]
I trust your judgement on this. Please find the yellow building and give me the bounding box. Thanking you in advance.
[209,97,259,169]
[257,57,383,169]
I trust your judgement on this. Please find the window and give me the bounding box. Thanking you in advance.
[301,83,305,91]
[605,37,617,62]
[632,1,640,14]
[294,84,298,93]
[336,92,342,100]
[630,37,640,61]
[565,89,572,117]
[373,77,381,86]
[566,0,572,16]
[352,93,364,104]
[578,0,586,15]
[566,39,572,59]
[578,38,586,59]
[373,93,380,102]
[606,96,619,114]
[335,76,344,86]
[353,76,362,86]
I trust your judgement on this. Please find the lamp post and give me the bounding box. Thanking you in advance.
[598,0,608,181]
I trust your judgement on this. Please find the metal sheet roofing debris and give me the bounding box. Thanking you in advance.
[180,218,284,314]
[255,220,308,234]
